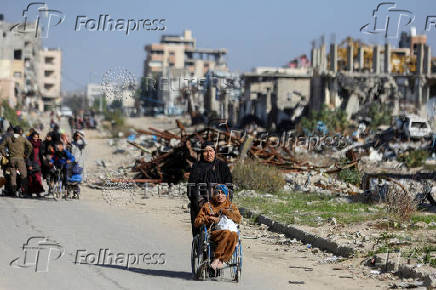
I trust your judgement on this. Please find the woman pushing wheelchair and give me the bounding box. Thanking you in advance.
[194,184,241,271]
[187,141,233,237]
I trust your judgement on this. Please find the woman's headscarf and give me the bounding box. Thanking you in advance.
[29,132,41,148]
[215,184,229,197]
[201,141,216,154]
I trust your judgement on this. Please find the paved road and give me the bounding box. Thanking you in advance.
[0,196,290,290]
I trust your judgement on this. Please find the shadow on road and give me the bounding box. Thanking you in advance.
[94,264,193,281]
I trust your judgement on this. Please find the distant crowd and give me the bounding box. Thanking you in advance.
[0,122,86,198]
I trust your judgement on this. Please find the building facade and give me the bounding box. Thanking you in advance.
[0,14,42,108]
[37,48,62,111]
[240,67,312,130]
[143,30,228,115]
[86,83,104,108]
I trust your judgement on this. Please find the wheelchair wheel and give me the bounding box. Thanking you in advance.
[191,235,206,280]
[53,178,63,200]
[74,186,80,200]
[230,240,242,282]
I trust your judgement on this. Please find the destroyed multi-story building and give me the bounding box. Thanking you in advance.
[310,31,435,121]
[143,30,228,115]
[238,30,436,130]
[203,70,242,126]
[239,66,312,130]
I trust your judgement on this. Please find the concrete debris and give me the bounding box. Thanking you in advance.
[366,147,383,162]
[362,172,436,205]
[414,222,428,229]
[328,217,337,226]
[284,171,360,196]
[96,160,106,168]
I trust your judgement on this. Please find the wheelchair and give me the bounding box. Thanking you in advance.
[65,162,82,200]
[48,164,64,200]
[191,223,242,282]
[48,162,82,200]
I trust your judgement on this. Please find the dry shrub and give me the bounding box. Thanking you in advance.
[232,159,285,193]
[386,184,417,221]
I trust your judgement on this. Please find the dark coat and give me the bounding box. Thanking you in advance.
[187,156,233,237]
[40,139,53,156]
[188,157,232,208]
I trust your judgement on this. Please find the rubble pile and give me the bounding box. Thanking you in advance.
[284,172,360,196]
[125,120,361,184]
[94,117,435,209]
[345,126,435,169]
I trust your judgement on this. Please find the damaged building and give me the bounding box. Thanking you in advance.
[310,31,436,121]
[236,30,435,131]
[142,29,436,133]
[239,67,312,130]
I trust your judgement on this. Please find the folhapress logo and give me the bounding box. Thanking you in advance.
[74,15,166,35]
[9,2,166,38]
[360,2,415,39]
[9,2,65,38]
[10,237,64,272]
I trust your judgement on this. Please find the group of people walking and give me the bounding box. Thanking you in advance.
[0,124,86,198]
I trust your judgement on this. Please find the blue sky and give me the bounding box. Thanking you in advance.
[3,0,436,92]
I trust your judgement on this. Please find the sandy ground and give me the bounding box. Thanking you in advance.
[126,115,191,132]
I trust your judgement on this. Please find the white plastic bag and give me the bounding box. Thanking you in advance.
[216,215,238,232]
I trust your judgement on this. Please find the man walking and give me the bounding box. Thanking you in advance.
[0,127,33,197]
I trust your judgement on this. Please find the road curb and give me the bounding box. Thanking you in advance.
[239,207,355,258]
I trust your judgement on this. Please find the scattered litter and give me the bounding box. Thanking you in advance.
[289,266,313,271]
[288,281,305,285]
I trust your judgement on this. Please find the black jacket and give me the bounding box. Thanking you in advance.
[187,157,232,208]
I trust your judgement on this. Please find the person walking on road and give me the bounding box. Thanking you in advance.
[27,132,44,197]
[187,141,232,237]
[71,131,86,180]
[0,127,32,197]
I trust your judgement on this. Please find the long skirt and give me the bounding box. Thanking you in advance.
[210,230,239,262]
[28,171,44,194]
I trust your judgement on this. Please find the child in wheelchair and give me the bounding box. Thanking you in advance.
[194,184,241,271]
